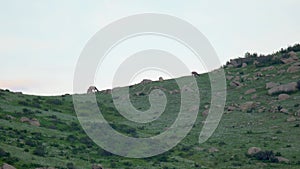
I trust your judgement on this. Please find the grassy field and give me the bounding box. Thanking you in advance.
[0,46,300,168]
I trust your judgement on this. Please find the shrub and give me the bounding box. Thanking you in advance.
[46,99,63,105]
[0,148,10,157]
[297,80,300,90]
[66,162,76,169]
[33,146,47,156]
[253,150,278,163]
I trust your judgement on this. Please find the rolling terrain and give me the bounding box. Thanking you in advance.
[0,45,300,169]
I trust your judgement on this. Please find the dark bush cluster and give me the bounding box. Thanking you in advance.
[46,98,63,105]
[251,150,278,163]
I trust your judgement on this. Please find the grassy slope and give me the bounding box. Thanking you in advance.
[0,51,300,169]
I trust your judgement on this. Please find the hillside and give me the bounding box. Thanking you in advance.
[0,44,300,169]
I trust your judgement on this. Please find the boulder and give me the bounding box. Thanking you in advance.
[276,156,289,163]
[287,62,300,73]
[268,82,298,95]
[20,117,30,123]
[2,163,16,169]
[247,147,261,155]
[253,60,260,66]
[245,89,256,95]
[209,147,219,153]
[29,118,40,127]
[230,81,242,87]
[226,76,234,80]
[20,117,40,127]
[159,77,164,82]
[140,79,152,84]
[251,94,257,99]
[288,51,298,58]
[242,63,247,68]
[92,164,103,169]
[278,94,290,100]
[5,115,15,120]
[256,72,263,77]
[287,116,296,122]
[240,102,256,111]
[295,110,300,117]
[261,66,275,71]
[266,82,279,89]
[227,106,236,111]
[280,108,289,114]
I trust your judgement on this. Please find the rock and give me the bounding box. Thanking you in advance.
[159,77,164,82]
[251,94,257,99]
[230,60,239,67]
[92,164,103,169]
[280,108,289,114]
[278,94,290,100]
[233,76,241,81]
[2,163,16,169]
[258,108,265,113]
[5,115,15,120]
[20,117,40,127]
[20,117,30,123]
[240,102,256,111]
[29,118,40,127]
[253,60,260,66]
[287,116,296,122]
[281,52,298,64]
[102,89,112,94]
[245,89,256,95]
[227,106,236,111]
[295,110,300,117]
[256,72,263,77]
[266,82,279,89]
[169,90,180,95]
[288,51,298,58]
[277,69,286,74]
[209,147,219,153]
[276,156,289,163]
[242,63,247,68]
[87,86,99,94]
[247,147,261,155]
[261,66,275,71]
[268,82,298,95]
[140,79,152,84]
[202,109,209,117]
[287,62,300,73]
[230,81,242,87]
[226,76,234,80]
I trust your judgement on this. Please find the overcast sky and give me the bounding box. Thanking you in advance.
[0,0,299,95]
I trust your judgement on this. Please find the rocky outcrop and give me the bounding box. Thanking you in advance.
[87,86,99,94]
[247,147,261,155]
[92,164,103,169]
[278,94,290,100]
[268,82,298,95]
[261,66,275,71]
[140,79,152,84]
[245,89,256,95]
[287,62,300,73]
[240,102,256,111]
[1,163,16,169]
[276,156,289,163]
[20,117,40,127]
[266,82,279,89]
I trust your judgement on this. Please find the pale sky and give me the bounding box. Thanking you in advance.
[0,0,299,95]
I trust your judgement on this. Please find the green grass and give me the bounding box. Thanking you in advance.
[0,49,300,168]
